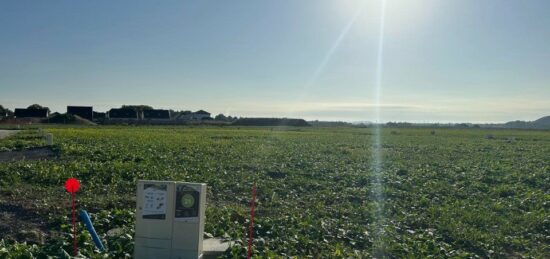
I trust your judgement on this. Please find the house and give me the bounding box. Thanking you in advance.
[143,109,171,120]
[14,108,49,118]
[67,106,93,121]
[175,110,211,121]
[193,110,211,120]
[93,111,106,120]
[107,108,138,119]
[175,111,193,120]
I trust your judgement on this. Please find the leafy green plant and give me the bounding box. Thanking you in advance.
[0,126,548,257]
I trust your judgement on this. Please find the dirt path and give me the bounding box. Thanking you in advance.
[0,130,20,139]
[0,130,57,244]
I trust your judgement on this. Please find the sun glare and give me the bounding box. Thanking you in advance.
[336,0,434,34]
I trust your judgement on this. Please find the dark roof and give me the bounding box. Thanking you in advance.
[108,108,138,119]
[14,108,49,118]
[93,111,106,119]
[175,113,192,120]
[195,110,210,115]
[67,106,93,121]
[181,111,192,115]
[143,109,171,119]
[534,116,550,127]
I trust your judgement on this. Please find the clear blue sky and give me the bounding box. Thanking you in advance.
[1,0,548,122]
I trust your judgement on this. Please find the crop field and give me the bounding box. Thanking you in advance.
[0,126,549,258]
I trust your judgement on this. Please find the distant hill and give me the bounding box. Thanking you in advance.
[503,116,550,129]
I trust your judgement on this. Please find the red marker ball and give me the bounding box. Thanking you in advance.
[65,178,80,193]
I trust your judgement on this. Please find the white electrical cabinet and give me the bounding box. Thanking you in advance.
[135,180,206,259]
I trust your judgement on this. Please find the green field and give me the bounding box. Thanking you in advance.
[0,126,549,258]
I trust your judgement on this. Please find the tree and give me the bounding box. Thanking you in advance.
[215,113,227,121]
[0,105,13,117]
[27,104,50,112]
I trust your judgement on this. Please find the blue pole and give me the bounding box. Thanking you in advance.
[79,209,106,251]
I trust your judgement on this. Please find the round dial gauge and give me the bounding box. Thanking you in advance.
[181,194,195,208]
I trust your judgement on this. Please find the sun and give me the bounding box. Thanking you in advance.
[334,0,435,34]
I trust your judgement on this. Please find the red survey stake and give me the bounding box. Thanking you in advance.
[64,178,80,257]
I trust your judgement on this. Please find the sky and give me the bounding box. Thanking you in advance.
[0,0,549,123]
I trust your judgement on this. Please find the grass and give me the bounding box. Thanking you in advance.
[0,126,549,258]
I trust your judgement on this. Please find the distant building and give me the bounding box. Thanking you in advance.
[108,108,138,119]
[67,106,93,121]
[143,109,171,120]
[175,110,211,121]
[93,111,106,120]
[193,110,211,120]
[14,108,49,118]
[175,111,193,120]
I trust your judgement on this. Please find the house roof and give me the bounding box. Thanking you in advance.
[176,113,192,119]
[143,109,171,119]
[108,108,138,118]
[93,111,106,119]
[67,106,93,120]
[195,110,210,115]
[14,108,49,118]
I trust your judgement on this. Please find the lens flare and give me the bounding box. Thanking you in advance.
[371,0,387,256]
[288,2,367,117]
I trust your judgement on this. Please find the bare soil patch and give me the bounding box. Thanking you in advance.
[0,202,49,244]
[0,187,67,244]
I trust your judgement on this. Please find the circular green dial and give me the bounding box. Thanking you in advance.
[181,194,195,208]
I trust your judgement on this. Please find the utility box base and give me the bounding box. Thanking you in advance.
[135,181,206,259]
[203,238,233,259]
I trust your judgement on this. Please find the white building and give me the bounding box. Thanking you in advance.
[175,110,211,121]
[192,110,211,120]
